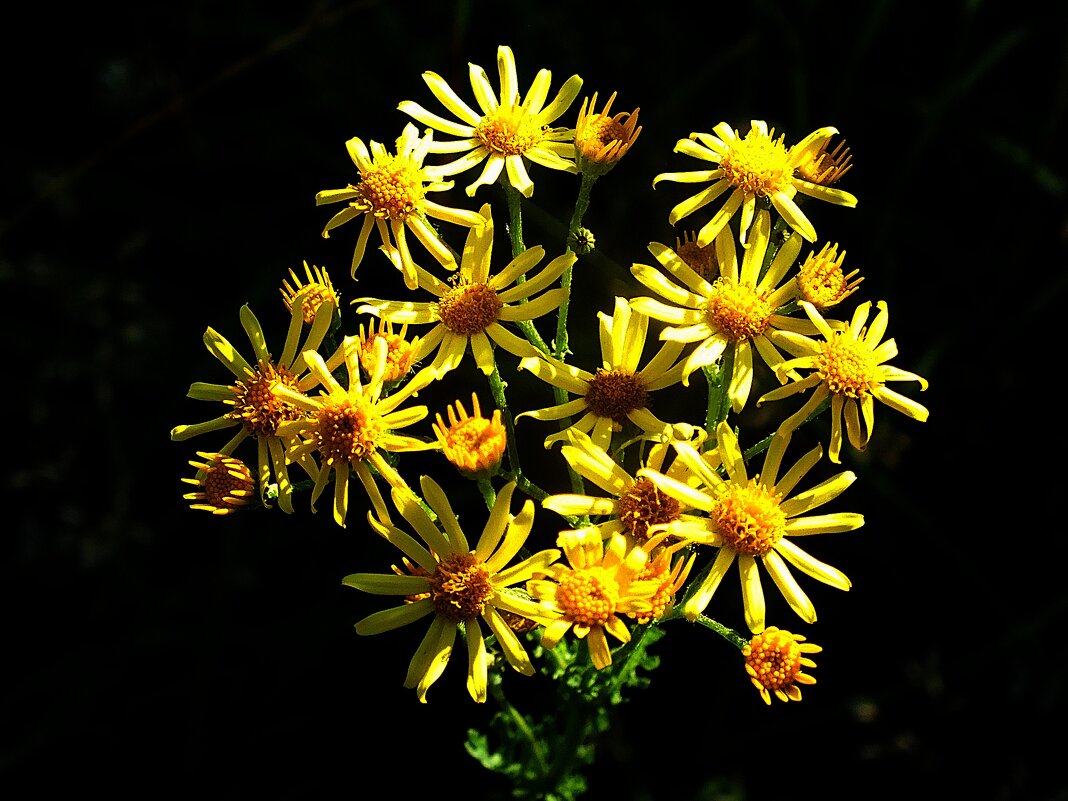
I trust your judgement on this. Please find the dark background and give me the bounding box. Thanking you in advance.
[4,1,1066,798]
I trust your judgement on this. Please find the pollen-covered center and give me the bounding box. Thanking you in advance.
[313,395,382,464]
[360,332,415,383]
[199,454,255,509]
[475,106,545,155]
[437,282,503,335]
[230,361,303,437]
[704,279,773,342]
[556,567,618,628]
[616,478,681,543]
[584,369,649,424]
[818,334,878,398]
[744,629,804,691]
[442,417,506,474]
[797,245,859,309]
[711,483,786,557]
[720,129,792,196]
[428,552,493,621]
[287,283,337,324]
[356,155,425,220]
[577,115,627,160]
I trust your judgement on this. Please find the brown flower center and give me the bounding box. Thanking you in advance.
[229,361,303,437]
[437,282,503,335]
[428,552,493,621]
[583,369,648,425]
[313,395,382,465]
[616,478,681,543]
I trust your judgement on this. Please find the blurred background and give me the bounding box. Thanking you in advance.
[4,1,1066,798]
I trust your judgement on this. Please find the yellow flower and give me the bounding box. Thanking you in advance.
[355,204,575,378]
[315,122,486,290]
[629,209,820,410]
[652,119,857,246]
[432,393,507,478]
[640,421,864,633]
[792,242,863,310]
[626,540,696,625]
[542,428,705,547]
[343,478,561,703]
[759,299,930,464]
[355,318,420,385]
[180,451,257,515]
[280,261,340,325]
[398,44,583,198]
[743,627,821,705]
[527,529,659,670]
[270,336,437,528]
[574,90,641,175]
[170,300,334,513]
[793,135,853,186]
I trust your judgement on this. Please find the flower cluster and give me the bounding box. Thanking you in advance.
[169,41,929,793]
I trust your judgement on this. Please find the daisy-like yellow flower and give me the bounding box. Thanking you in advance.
[574,90,641,175]
[343,477,561,703]
[280,261,340,324]
[170,300,334,513]
[652,119,857,246]
[791,242,863,310]
[527,529,659,670]
[432,393,507,479]
[742,627,821,705]
[518,297,694,451]
[640,420,864,633]
[759,299,930,464]
[542,428,706,547]
[315,122,487,290]
[354,318,420,385]
[626,538,697,625]
[629,209,819,411]
[180,451,257,515]
[270,336,437,528]
[356,204,575,378]
[398,44,583,198]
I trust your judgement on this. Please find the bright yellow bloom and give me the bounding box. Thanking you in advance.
[640,421,864,633]
[528,529,660,670]
[280,261,340,325]
[542,428,706,547]
[791,242,863,310]
[355,318,420,385]
[181,451,257,515]
[759,299,930,464]
[398,44,583,198]
[356,204,575,378]
[170,300,334,513]
[315,122,486,290]
[344,478,561,703]
[630,209,820,410]
[574,91,641,175]
[626,540,696,625]
[794,135,853,186]
[433,393,507,478]
[270,336,436,528]
[518,297,694,451]
[743,627,821,705]
[653,119,857,246]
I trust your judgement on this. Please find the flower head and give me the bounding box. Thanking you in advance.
[653,119,857,246]
[280,261,340,324]
[793,242,863,310]
[673,230,716,281]
[170,300,335,513]
[630,209,821,410]
[343,478,561,703]
[574,91,641,175]
[640,421,864,633]
[355,318,420,385]
[270,336,436,528]
[356,204,575,379]
[399,45,583,198]
[180,451,257,515]
[527,529,661,669]
[759,300,929,463]
[433,393,507,478]
[794,135,852,186]
[315,122,486,289]
[518,297,694,452]
[743,627,821,704]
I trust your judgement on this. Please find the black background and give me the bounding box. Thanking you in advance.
[4,2,1066,798]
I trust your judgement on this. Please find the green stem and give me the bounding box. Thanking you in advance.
[487,361,523,481]
[694,613,749,650]
[702,345,735,439]
[501,180,526,260]
[477,478,496,512]
[488,680,550,774]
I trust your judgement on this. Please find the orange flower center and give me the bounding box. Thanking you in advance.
[555,567,617,628]
[576,115,628,162]
[438,415,506,476]
[475,106,545,155]
[229,361,303,438]
[794,139,853,186]
[356,154,425,219]
[818,334,878,398]
[188,452,256,514]
[720,128,792,196]
[313,395,382,464]
[704,279,773,342]
[428,552,493,621]
[796,244,862,309]
[437,282,503,335]
[584,369,648,425]
[743,628,804,692]
[359,332,416,384]
[710,483,785,557]
[616,477,681,543]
